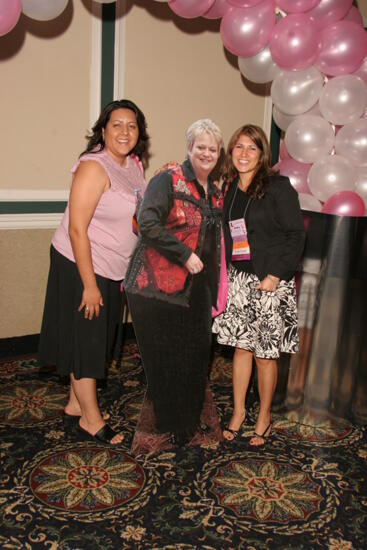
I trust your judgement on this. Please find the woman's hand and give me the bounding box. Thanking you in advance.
[78,285,104,320]
[185,253,203,275]
[256,274,280,292]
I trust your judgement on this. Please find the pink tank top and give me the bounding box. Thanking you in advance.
[52,149,146,280]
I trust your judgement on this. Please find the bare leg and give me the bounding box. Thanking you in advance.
[64,384,82,416]
[250,357,277,446]
[64,380,110,420]
[70,374,123,444]
[223,348,253,441]
[288,327,312,394]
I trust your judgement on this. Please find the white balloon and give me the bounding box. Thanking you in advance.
[298,193,322,212]
[355,166,367,213]
[22,0,69,20]
[308,155,357,202]
[335,118,367,167]
[271,66,324,116]
[319,75,367,126]
[285,115,335,164]
[238,45,280,84]
[273,102,321,132]
[353,55,367,86]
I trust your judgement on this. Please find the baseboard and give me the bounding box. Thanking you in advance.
[0,323,136,360]
[0,334,40,359]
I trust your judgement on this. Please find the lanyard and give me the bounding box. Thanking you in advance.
[228,181,252,222]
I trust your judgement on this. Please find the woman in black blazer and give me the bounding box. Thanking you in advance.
[213,124,305,446]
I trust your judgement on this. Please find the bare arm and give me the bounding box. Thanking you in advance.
[68,160,109,320]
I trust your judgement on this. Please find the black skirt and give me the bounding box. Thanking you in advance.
[38,246,122,380]
[126,270,212,439]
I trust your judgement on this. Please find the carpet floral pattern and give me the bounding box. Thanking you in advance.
[0,343,366,549]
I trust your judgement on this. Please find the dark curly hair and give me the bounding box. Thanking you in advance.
[222,124,276,199]
[80,99,149,160]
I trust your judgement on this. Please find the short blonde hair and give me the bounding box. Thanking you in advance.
[186,118,223,152]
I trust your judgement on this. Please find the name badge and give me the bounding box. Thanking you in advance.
[229,217,251,261]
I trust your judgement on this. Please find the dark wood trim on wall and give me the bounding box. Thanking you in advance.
[101,2,116,109]
[0,202,67,214]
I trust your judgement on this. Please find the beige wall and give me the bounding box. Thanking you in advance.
[0,0,93,191]
[0,230,53,337]
[357,0,367,18]
[0,0,94,338]
[123,1,266,182]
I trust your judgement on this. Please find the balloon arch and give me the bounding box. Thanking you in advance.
[1,0,367,216]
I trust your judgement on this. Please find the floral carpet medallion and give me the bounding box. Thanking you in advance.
[182,449,344,538]
[30,447,145,512]
[210,457,322,522]
[275,409,358,445]
[0,380,67,426]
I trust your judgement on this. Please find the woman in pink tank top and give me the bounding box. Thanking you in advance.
[39,100,148,446]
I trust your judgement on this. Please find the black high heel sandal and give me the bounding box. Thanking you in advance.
[223,411,246,442]
[250,423,271,447]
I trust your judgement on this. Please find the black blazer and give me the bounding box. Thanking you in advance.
[223,174,305,281]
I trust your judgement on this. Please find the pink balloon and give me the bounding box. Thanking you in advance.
[343,6,363,26]
[315,21,367,76]
[279,140,290,160]
[203,0,229,19]
[269,14,319,70]
[228,0,263,6]
[276,157,312,194]
[305,0,352,30]
[0,0,21,36]
[220,1,275,57]
[277,0,321,13]
[169,0,215,18]
[322,191,365,217]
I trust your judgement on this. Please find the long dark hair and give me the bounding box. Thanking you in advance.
[80,99,149,159]
[223,124,276,199]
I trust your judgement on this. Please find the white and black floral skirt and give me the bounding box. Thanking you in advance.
[212,265,299,359]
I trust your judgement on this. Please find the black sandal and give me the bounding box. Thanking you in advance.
[75,423,124,446]
[223,426,241,441]
[250,423,271,447]
[62,411,79,432]
[223,411,246,442]
[62,410,110,431]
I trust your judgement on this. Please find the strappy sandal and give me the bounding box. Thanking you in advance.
[223,411,246,442]
[250,423,271,447]
[75,423,124,446]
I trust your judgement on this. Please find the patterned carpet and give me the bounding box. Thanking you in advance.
[0,342,366,549]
